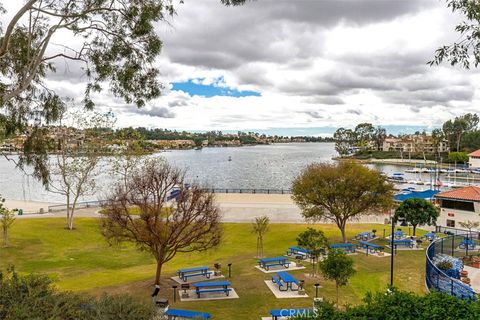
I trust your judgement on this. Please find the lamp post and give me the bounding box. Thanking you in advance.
[172,285,177,302]
[228,263,232,278]
[314,283,320,298]
[390,211,396,287]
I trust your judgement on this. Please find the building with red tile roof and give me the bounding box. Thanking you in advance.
[435,186,480,229]
[469,149,480,168]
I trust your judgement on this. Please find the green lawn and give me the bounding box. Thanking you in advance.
[0,218,428,319]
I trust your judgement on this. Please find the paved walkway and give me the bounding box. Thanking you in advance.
[11,193,390,224]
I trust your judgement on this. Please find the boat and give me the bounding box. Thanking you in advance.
[228,156,232,162]
[388,173,405,182]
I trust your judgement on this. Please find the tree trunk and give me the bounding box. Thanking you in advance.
[412,225,417,236]
[339,223,347,243]
[66,194,71,230]
[336,283,339,310]
[155,261,163,286]
[2,228,7,247]
[259,236,263,258]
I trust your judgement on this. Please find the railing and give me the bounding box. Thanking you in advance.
[425,232,477,300]
[48,200,106,212]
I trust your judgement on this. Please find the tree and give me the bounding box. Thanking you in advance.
[252,216,269,258]
[47,111,114,230]
[292,161,395,243]
[296,228,329,276]
[431,128,445,160]
[333,128,355,156]
[461,130,480,152]
[372,126,387,151]
[354,123,375,150]
[394,198,439,236]
[0,196,15,247]
[448,151,469,164]
[0,0,244,185]
[319,249,355,309]
[458,220,480,240]
[0,268,155,320]
[101,158,222,287]
[442,114,479,152]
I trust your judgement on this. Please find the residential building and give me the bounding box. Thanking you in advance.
[434,186,480,228]
[382,134,449,154]
[469,150,480,169]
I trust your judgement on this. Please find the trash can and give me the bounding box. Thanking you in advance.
[18,209,23,216]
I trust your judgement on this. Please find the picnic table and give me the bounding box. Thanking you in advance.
[259,256,290,271]
[390,230,404,239]
[330,243,356,253]
[392,239,415,248]
[358,240,384,255]
[270,308,313,319]
[276,271,301,291]
[355,232,372,241]
[165,308,211,319]
[459,239,477,250]
[177,266,210,282]
[423,232,438,241]
[286,246,311,260]
[193,281,231,298]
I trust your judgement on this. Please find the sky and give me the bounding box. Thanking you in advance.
[9,0,480,136]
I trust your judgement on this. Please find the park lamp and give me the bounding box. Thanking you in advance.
[172,285,178,302]
[314,283,320,299]
[228,263,232,278]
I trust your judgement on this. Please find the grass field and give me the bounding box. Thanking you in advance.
[0,218,429,319]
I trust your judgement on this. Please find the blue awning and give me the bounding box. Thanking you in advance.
[394,189,440,202]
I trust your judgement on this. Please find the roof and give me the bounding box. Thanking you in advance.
[394,189,440,202]
[469,149,480,157]
[435,186,480,202]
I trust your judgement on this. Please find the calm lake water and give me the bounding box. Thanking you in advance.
[0,143,453,203]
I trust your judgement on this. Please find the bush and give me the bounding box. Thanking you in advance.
[436,260,454,271]
[0,268,155,320]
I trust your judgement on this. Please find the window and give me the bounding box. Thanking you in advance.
[446,219,455,228]
[441,199,475,212]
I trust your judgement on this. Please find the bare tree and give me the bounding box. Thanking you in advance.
[252,216,269,258]
[48,111,114,230]
[0,196,15,247]
[101,158,222,287]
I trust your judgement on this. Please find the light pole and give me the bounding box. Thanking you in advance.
[172,285,177,302]
[390,211,396,287]
[228,263,232,278]
[314,283,320,298]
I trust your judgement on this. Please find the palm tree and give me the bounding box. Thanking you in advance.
[252,216,270,258]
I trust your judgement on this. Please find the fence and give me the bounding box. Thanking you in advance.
[48,200,106,212]
[425,232,477,300]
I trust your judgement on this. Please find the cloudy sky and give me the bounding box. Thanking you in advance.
[37,1,480,135]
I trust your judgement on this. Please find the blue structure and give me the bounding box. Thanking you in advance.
[165,308,211,319]
[425,234,476,300]
[394,189,440,202]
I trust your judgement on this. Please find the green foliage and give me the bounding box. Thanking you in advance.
[442,113,479,151]
[461,130,480,152]
[333,128,356,156]
[0,196,14,247]
[296,228,328,258]
[436,260,453,271]
[252,216,270,258]
[394,198,439,235]
[448,151,469,164]
[0,268,154,320]
[292,161,395,242]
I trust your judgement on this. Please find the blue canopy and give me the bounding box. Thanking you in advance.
[394,189,440,202]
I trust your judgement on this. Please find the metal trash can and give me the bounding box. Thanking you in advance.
[18,209,23,216]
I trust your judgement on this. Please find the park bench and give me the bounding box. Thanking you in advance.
[355,232,372,241]
[177,266,211,282]
[393,239,415,248]
[358,240,384,255]
[165,308,211,319]
[193,281,232,298]
[271,275,287,291]
[286,246,311,260]
[459,239,477,250]
[259,257,291,271]
[330,243,356,253]
[270,308,313,320]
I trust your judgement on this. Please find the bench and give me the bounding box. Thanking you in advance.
[358,240,383,254]
[330,243,356,253]
[193,281,232,298]
[177,266,210,282]
[277,271,301,291]
[259,257,291,271]
[270,308,313,319]
[355,232,372,241]
[422,232,438,241]
[271,275,287,291]
[286,247,311,260]
[393,239,414,248]
[165,308,211,319]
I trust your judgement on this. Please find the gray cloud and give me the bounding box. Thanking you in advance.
[131,106,176,118]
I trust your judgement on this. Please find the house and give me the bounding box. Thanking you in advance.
[382,134,449,154]
[434,186,480,228]
[468,149,480,169]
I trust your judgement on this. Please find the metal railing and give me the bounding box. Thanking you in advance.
[425,232,477,300]
[48,200,106,212]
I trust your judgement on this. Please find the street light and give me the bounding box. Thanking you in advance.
[228,263,232,278]
[390,211,397,287]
